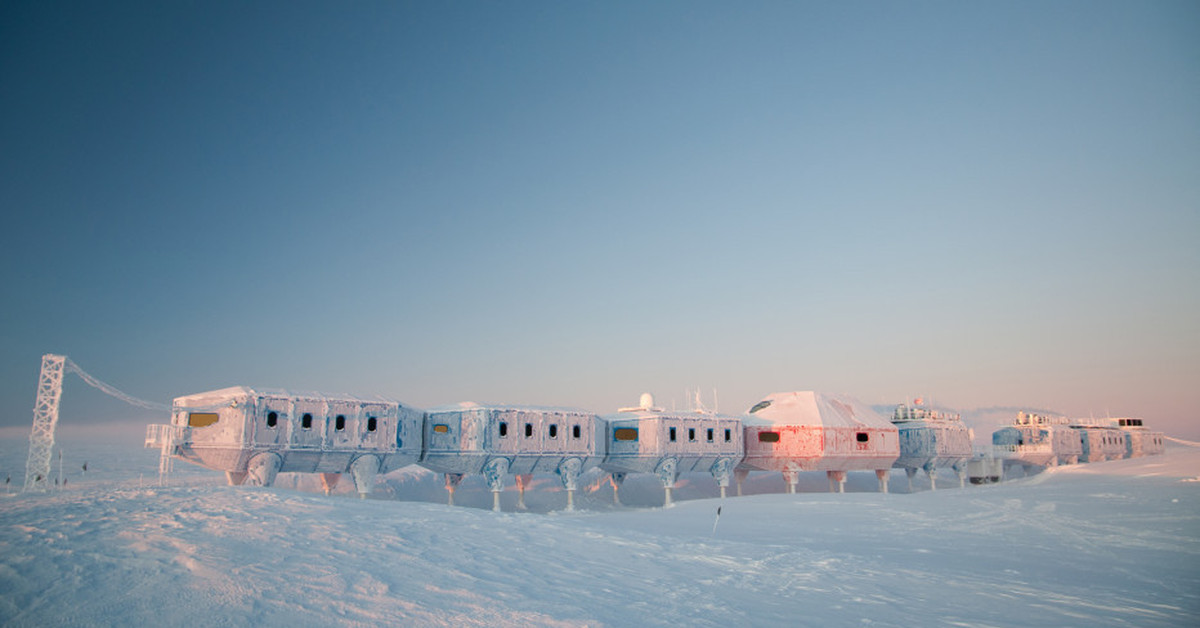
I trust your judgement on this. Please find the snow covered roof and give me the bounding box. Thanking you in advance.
[603,392,739,423]
[604,408,737,423]
[745,391,893,429]
[426,401,598,416]
[173,386,404,406]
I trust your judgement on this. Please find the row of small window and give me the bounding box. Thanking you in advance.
[756,431,870,443]
[612,427,735,443]
[263,411,378,432]
[431,422,583,439]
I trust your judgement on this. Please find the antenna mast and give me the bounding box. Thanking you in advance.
[24,353,171,492]
[24,354,66,492]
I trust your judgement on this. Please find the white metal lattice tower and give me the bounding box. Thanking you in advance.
[24,354,66,492]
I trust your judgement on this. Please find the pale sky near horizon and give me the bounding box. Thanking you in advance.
[1,2,1198,437]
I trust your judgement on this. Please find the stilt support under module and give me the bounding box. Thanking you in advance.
[711,457,733,502]
[609,473,625,506]
[350,455,380,499]
[444,473,463,506]
[734,469,749,497]
[483,458,510,512]
[782,466,800,495]
[320,473,340,496]
[827,470,847,493]
[244,452,282,488]
[515,474,533,510]
[557,458,583,512]
[655,458,679,508]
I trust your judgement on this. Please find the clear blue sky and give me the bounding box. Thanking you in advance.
[2,1,1197,436]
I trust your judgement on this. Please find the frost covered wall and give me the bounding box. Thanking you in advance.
[166,387,423,494]
[1048,426,1083,464]
[420,403,605,510]
[991,411,1078,467]
[740,391,899,493]
[894,426,972,470]
[1124,429,1165,457]
[1108,418,1166,458]
[600,406,743,500]
[890,403,972,478]
[1072,426,1126,462]
[742,392,899,472]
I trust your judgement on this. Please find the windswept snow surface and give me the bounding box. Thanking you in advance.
[1,423,1198,627]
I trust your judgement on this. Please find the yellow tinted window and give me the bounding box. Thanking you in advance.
[188,412,219,428]
[613,427,638,441]
[758,431,780,443]
[433,424,449,433]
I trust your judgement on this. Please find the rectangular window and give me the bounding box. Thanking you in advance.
[188,412,219,428]
[724,428,731,442]
[688,428,696,441]
[669,427,677,442]
[758,431,780,443]
[572,425,581,438]
[856,432,869,443]
[335,415,346,431]
[706,428,714,442]
[301,413,313,429]
[499,422,508,437]
[613,427,639,441]
[433,424,449,433]
[549,424,558,438]
[367,417,377,432]
[525,423,533,438]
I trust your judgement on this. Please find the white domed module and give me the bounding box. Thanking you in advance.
[739,391,899,494]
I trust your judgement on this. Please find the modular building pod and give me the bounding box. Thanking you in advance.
[151,387,423,496]
[890,402,973,490]
[600,394,744,506]
[1070,423,1127,462]
[420,403,605,511]
[739,391,900,494]
[991,411,1080,472]
[1112,418,1165,458]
